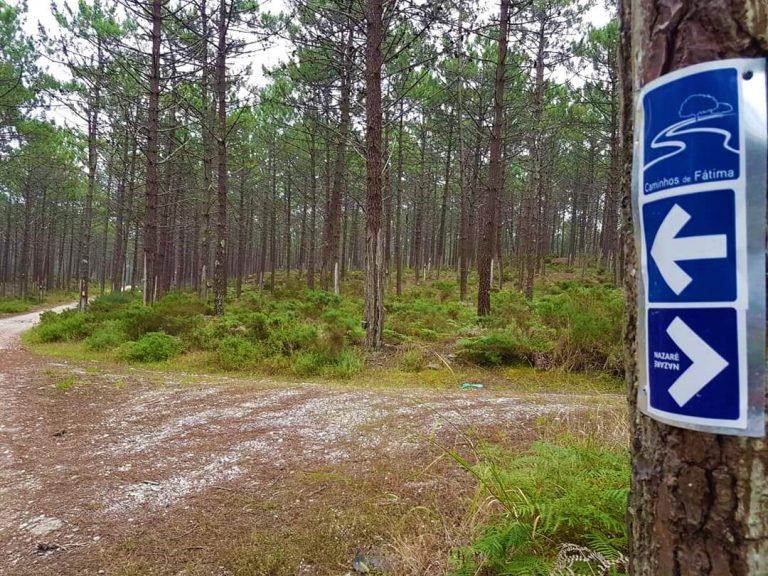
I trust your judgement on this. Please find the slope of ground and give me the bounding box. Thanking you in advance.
[0,306,621,575]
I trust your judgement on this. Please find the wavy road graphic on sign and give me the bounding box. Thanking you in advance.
[644,112,739,172]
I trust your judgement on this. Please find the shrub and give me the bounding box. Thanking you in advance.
[33,310,91,342]
[318,308,364,355]
[120,331,182,362]
[118,293,206,339]
[215,335,261,371]
[399,349,425,372]
[151,292,207,331]
[191,311,269,350]
[457,328,551,367]
[0,299,30,314]
[387,297,476,341]
[84,321,127,351]
[433,280,457,302]
[291,349,363,378]
[88,292,134,314]
[450,438,629,575]
[269,322,318,354]
[117,303,165,339]
[291,350,325,376]
[488,289,534,330]
[535,286,624,374]
[322,349,363,378]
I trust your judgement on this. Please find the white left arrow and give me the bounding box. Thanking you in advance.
[666,316,729,407]
[650,204,727,295]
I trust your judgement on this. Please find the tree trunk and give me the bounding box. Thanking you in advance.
[622,1,768,574]
[363,0,385,349]
[285,171,292,276]
[144,0,162,305]
[79,38,102,311]
[236,171,246,297]
[477,0,508,316]
[395,100,404,296]
[307,126,318,289]
[213,0,229,315]
[436,117,453,278]
[321,27,352,291]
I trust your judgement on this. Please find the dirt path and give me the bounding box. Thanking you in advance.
[0,307,591,576]
[0,304,75,350]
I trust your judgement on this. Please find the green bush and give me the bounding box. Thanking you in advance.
[291,348,363,378]
[535,286,624,374]
[291,350,325,376]
[268,322,318,354]
[84,321,127,351]
[387,297,476,341]
[488,289,534,330]
[88,292,135,314]
[322,349,363,378]
[215,335,261,371]
[33,310,91,342]
[118,293,206,339]
[457,328,551,367]
[451,439,629,575]
[0,299,30,314]
[120,331,182,362]
[399,349,425,372]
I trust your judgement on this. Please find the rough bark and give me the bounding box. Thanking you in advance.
[622,1,768,574]
[477,0,508,316]
[363,0,385,349]
[79,37,102,311]
[321,27,352,292]
[395,100,404,296]
[213,0,229,316]
[144,0,162,305]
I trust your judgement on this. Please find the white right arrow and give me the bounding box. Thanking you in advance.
[650,204,727,295]
[666,316,729,407]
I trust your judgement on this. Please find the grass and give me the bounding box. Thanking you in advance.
[24,266,625,391]
[0,289,76,315]
[16,267,628,575]
[54,375,77,391]
[89,403,628,576]
[0,299,30,314]
[448,436,629,576]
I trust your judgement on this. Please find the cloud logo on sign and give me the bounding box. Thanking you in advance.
[678,94,734,121]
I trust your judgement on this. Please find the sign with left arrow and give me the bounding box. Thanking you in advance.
[633,58,767,436]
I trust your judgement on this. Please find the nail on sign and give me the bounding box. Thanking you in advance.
[633,59,767,436]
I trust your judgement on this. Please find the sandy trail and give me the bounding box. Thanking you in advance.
[0,304,75,350]
[0,305,581,575]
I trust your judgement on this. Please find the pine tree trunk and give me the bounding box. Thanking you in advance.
[144,0,162,305]
[436,118,453,278]
[213,0,229,315]
[622,1,768,573]
[79,38,102,311]
[477,0,508,316]
[395,101,404,296]
[364,0,385,349]
[321,28,352,291]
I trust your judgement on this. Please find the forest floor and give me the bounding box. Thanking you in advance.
[0,306,624,576]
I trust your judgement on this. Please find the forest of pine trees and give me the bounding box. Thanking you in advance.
[0,0,619,345]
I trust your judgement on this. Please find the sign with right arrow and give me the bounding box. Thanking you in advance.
[634,58,767,436]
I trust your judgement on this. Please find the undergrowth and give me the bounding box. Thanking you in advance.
[0,290,77,314]
[450,437,629,576]
[25,267,624,381]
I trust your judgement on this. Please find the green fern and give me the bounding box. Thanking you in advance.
[449,437,629,575]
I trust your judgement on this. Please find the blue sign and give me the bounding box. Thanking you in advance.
[643,67,740,194]
[634,58,767,436]
[642,189,736,303]
[647,308,739,421]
